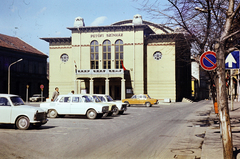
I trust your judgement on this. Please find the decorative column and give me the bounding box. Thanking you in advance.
[121,78,126,100]
[105,78,109,95]
[90,78,94,94]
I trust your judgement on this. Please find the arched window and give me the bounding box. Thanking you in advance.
[102,40,111,69]
[90,40,99,69]
[115,39,123,69]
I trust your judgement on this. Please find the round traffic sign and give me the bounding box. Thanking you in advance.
[40,84,44,89]
[200,51,217,71]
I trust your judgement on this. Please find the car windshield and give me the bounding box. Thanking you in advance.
[147,95,151,98]
[106,95,114,102]
[82,96,92,102]
[10,96,25,106]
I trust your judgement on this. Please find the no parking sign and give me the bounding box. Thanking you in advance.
[200,51,217,71]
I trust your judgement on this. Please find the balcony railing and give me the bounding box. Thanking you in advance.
[76,69,124,75]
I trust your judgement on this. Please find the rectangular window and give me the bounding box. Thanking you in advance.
[91,54,94,60]
[116,61,119,68]
[115,45,119,52]
[103,61,106,69]
[108,61,111,69]
[120,53,123,59]
[96,61,99,69]
[95,54,99,60]
[103,46,106,52]
[103,53,106,59]
[91,61,95,69]
[108,53,111,59]
[91,46,94,53]
[120,45,123,52]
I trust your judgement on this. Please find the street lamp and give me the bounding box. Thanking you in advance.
[8,58,23,94]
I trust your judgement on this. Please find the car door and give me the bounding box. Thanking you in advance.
[138,95,147,105]
[0,97,12,123]
[70,96,85,115]
[128,95,137,104]
[55,96,71,114]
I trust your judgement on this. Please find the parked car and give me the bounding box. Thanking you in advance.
[86,94,118,116]
[29,94,45,102]
[0,94,48,130]
[40,94,109,119]
[95,94,127,115]
[122,94,158,107]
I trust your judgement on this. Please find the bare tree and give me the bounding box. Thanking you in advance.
[137,0,240,158]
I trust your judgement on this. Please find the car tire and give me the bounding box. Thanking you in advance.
[145,102,152,107]
[124,101,130,107]
[16,116,30,130]
[112,107,119,116]
[48,109,58,118]
[86,109,97,119]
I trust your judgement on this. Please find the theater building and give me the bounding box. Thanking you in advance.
[41,14,191,102]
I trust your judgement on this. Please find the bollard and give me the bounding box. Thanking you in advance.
[214,102,218,114]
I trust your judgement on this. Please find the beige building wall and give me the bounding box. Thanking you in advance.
[49,42,75,96]
[146,41,176,101]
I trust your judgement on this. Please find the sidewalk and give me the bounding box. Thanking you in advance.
[201,101,240,159]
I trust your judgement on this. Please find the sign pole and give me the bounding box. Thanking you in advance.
[40,84,44,102]
[26,85,29,103]
[238,70,240,102]
[230,69,234,110]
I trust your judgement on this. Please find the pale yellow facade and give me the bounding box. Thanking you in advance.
[42,15,191,102]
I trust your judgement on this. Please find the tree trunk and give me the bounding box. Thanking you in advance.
[216,45,233,159]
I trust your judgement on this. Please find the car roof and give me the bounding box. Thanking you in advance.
[0,94,19,97]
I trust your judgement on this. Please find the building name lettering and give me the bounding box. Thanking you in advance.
[90,33,123,38]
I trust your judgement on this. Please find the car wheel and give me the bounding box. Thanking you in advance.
[86,109,97,119]
[112,107,119,116]
[16,116,30,130]
[107,112,113,116]
[124,101,130,107]
[48,109,58,118]
[145,102,151,107]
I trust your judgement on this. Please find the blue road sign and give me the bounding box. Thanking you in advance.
[225,51,240,69]
[200,51,217,71]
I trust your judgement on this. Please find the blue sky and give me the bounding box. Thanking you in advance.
[0,0,168,56]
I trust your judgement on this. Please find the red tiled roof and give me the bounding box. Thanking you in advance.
[0,33,47,57]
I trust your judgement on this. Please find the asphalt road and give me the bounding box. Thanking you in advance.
[0,100,212,159]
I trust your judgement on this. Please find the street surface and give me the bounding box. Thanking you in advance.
[0,100,212,159]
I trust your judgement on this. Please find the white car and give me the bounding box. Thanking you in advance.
[95,94,127,115]
[29,94,45,102]
[86,94,118,116]
[40,94,109,119]
[0,94,48,130]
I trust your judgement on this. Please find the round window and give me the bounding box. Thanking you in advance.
[153,52,162,60]
[60,54,69,62]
